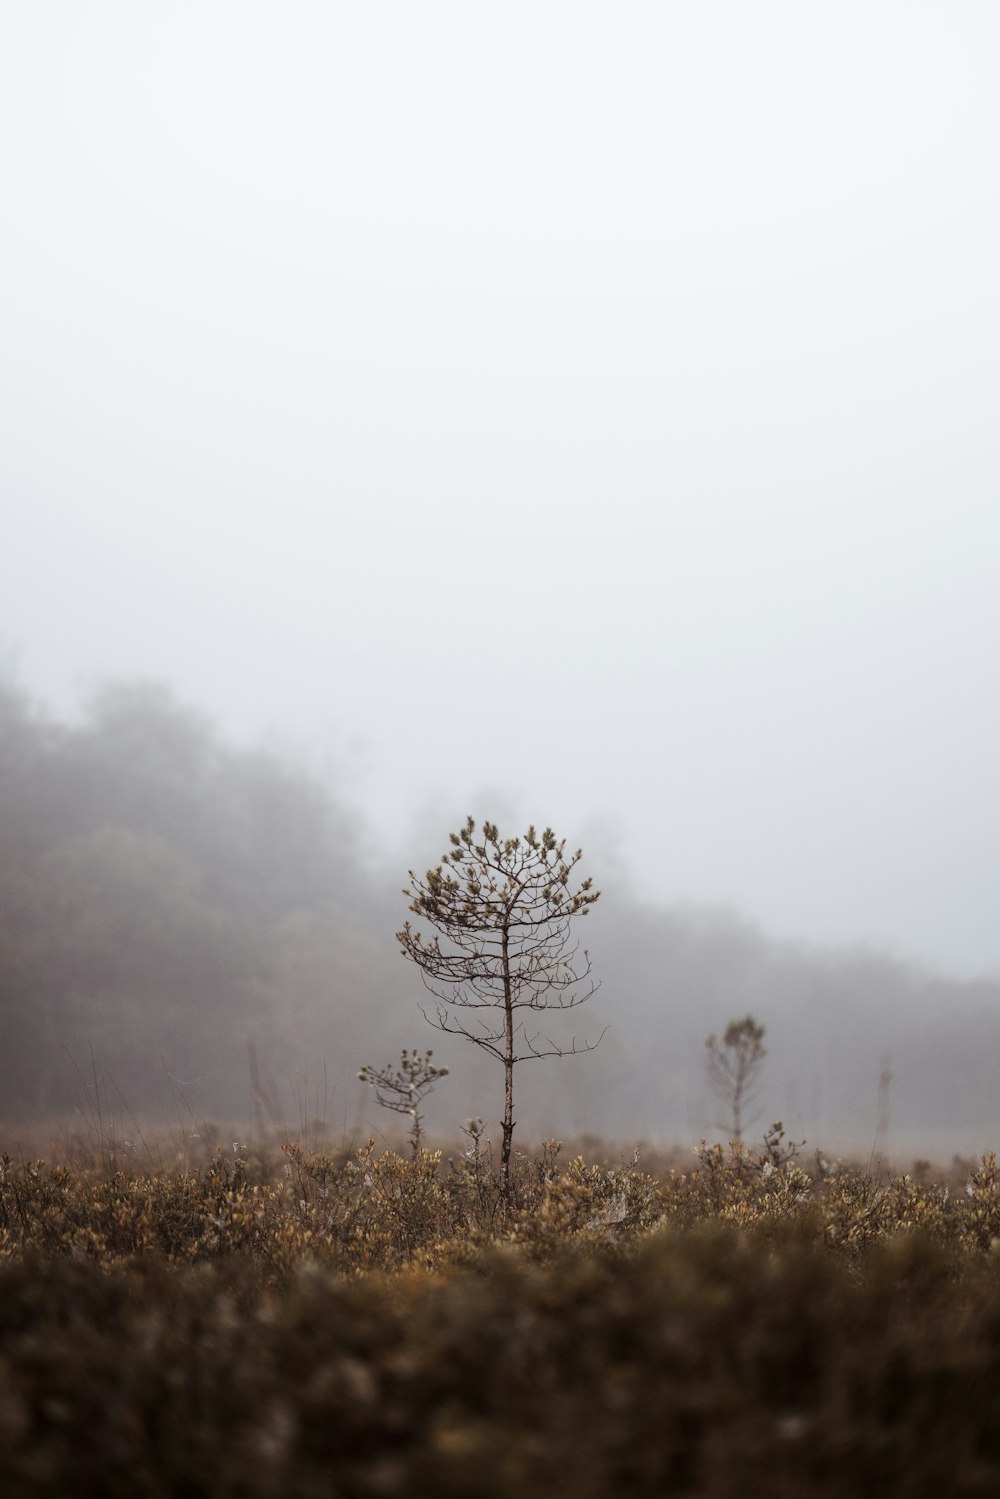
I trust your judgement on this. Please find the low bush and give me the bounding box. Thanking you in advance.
[3,1134,1000,1495]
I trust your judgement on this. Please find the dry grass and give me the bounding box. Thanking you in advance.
[3,1130,1000,1495]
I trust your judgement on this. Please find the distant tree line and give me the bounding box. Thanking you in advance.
[0,679,388,1119]
[5,675,1000,1149]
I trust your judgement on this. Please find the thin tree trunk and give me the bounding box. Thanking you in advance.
[500,924,515,1201]
[732,1061,746,1139]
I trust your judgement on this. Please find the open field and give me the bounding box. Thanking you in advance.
[3,1130,1000,1496]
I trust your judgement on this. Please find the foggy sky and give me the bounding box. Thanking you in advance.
[2,4,998,977]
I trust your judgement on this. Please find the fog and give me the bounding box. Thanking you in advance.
[2,678,999,1161]
[2,7,999,1153]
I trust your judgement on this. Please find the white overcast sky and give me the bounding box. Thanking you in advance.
[2,3,998,976]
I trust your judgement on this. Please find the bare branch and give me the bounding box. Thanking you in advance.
[520,1025,609,1062]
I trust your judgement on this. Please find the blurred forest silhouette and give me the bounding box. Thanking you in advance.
[2,676,999,1157]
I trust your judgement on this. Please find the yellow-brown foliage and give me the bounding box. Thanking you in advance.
[3,1136,1000,1495]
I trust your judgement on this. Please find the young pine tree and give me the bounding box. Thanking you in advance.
[397,817,602,1197]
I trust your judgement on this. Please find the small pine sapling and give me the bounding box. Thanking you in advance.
[358,1048,448,1156]
[705,1014,767,1141]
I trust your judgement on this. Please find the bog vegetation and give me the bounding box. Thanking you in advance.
[4,1126,1000,1494]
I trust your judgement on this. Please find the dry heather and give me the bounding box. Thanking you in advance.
[2,1132,1000,1495]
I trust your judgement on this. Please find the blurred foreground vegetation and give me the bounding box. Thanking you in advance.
[4,1131,1000,1496]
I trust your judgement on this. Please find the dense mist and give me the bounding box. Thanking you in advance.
[2,6,999,1158]
[3,6,1000,985]
[3,678,998,1160]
